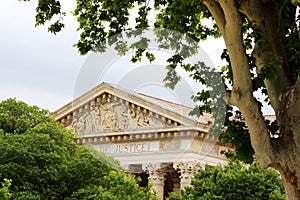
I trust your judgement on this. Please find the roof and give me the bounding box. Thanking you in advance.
[137,93,212,124]
[101,83,208,124]
[52,82,275,127]
[51,82,210,129]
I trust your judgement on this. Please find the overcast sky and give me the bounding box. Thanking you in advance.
[1,1,273,115]
[0,1,85,111]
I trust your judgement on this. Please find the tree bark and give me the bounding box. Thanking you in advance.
[204,0,274,167]
[238,0,290,113]
[204,0,300,199]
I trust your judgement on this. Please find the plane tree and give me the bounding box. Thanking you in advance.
[24,0,300,198]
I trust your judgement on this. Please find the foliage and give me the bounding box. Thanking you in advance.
[220,108,255,164]
[0,99,156,199]
[0,122,107,199]
[0,98,51,135]
[0,179,12,200]
[70,171,157,200]
[168,162,285,200]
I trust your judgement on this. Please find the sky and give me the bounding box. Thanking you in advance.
[0,1,272,114]
[0,1,85,111]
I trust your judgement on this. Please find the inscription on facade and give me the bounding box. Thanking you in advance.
[97,142,152,154]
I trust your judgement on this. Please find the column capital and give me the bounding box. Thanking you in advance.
[146,163,165,184]
[146,163,165,200]
[174,161,202,173]
[174,161,203,189]
[146,163,161,172]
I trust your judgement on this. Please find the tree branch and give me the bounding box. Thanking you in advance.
[238,0,290,113]
[202,0,225,32]
[279,71,300,146]
[217,0,274,167]
[218,0,252,95]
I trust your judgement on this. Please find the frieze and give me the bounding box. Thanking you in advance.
[68,95,168,134]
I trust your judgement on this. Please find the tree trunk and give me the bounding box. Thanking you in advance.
[283,180,300,200]
[274,81,300,199]
[203,1,300,199]
[273,153,300,199]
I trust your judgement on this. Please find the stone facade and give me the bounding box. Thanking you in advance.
[52,83,230,200]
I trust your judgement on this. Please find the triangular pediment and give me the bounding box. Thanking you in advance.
[52,83,206,135]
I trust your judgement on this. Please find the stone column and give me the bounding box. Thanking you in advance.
[174,161,202,189]
[172,177,181,194]
[146,163,165,200]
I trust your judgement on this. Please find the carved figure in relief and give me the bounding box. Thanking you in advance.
[85,114,92,133]
[69,100,169,133]
[69,107,99,134]
[77,114,86,133]
[127,108,139,129]
[105,111,118,130]
[71,119,78,134]
[113,103,153,130]
[92,109,99,131]
[85,109,98,133]
[136,111,150,127]
[115,104,130,130]
[98,99,120,131]
[69,97,173,133]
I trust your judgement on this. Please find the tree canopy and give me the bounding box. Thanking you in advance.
[168,162,285,200]
[0,98,157,199]
[0,179,12,200]
[22,0,300,198]
[0,98,51,135]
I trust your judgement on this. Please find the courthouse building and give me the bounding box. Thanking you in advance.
[51,82,230,199]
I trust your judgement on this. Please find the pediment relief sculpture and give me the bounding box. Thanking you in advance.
[67,93,175,134]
